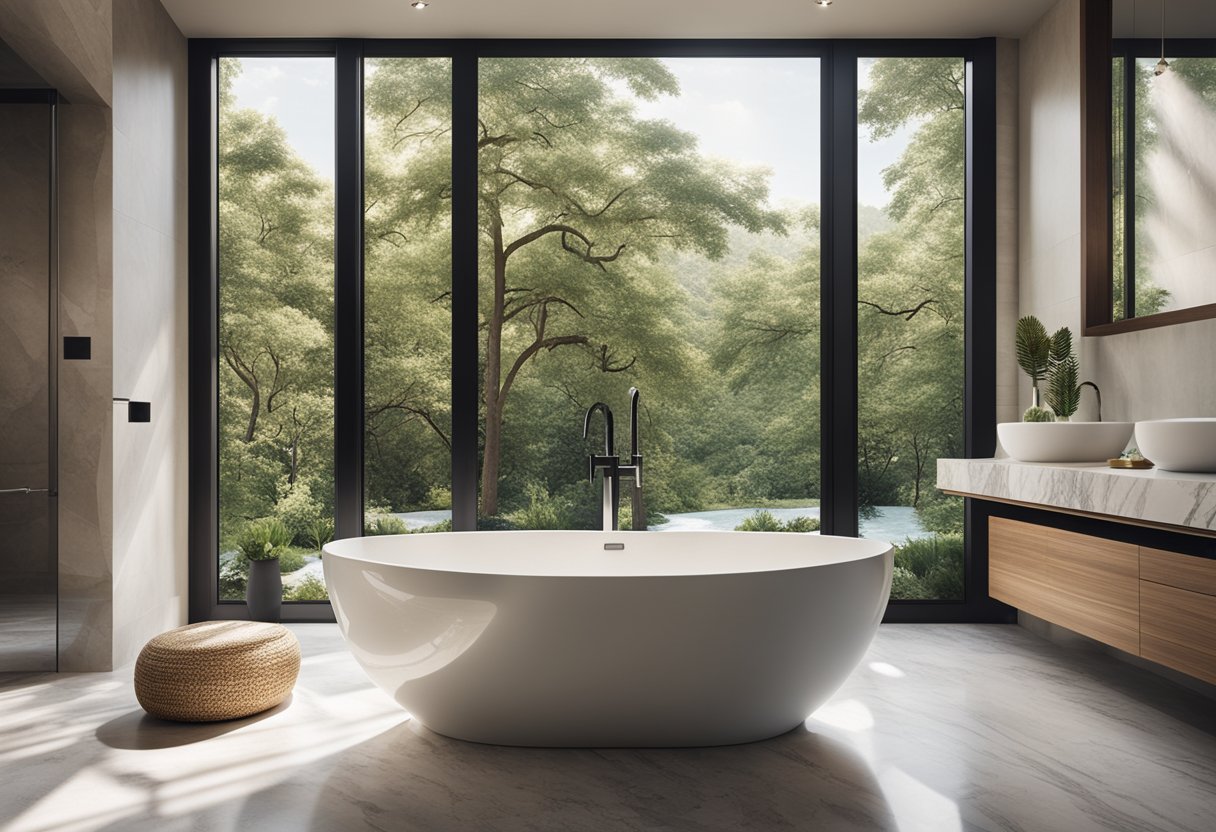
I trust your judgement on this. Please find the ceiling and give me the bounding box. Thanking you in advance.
[159,0,1062,40]
[1113,0,1216,38]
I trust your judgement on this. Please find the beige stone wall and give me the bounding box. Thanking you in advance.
[56,100,114,671]
[1017,0,1083,405]
[110,0,188,668]
[996,38,1021,432]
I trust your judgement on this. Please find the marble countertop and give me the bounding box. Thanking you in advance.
[937,457,1216,534]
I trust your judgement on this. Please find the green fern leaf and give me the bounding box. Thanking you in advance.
[1015,316,1050,382]
[1048,327,1073,369]
[1045,355,1080,418]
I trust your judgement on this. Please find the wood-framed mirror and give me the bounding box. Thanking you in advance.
[1082,0,1216,335]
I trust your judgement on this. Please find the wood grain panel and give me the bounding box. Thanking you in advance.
[1140,548,1216,597]
[989,517,1140,654]
[1139,581,1216,686]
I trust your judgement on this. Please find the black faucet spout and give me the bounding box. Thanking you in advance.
[583,402,615,458]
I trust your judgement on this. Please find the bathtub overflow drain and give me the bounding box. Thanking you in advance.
[604,542,625,551]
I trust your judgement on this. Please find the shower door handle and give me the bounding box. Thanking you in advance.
[0,487,51,495]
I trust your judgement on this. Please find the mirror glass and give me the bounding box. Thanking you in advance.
[1111,0,1216,321]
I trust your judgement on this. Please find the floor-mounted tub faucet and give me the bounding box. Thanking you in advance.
[583,402,619,530]
[620,388,645,530]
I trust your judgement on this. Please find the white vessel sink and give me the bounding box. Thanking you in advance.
[1134,418,1216,472]
[997,421,1134,463]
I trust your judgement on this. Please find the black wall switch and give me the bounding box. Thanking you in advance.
[64,336,91,360]
[127,401,151,423]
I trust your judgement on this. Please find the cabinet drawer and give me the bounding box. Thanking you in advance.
[1140,581,1216,686]
[1140,547,1216,597]
[989,517,1139,654]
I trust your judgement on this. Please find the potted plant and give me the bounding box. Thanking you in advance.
[238,517,292,622]
[1014,316,1074,421]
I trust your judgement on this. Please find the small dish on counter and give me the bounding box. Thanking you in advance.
[997,421,1134,463]
[1134,418,1216,473]
[1107,457,1153,469]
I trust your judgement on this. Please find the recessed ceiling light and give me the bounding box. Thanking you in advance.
[411,1,429,9]
[816,0,833,6]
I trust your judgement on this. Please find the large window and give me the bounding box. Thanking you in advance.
[194,41,997,621]
[363,58,454,536]
[216,57,335,603]
[857,57,966,601]
[475,57,821,532]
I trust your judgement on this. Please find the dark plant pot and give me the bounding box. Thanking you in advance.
[246,558,282,623]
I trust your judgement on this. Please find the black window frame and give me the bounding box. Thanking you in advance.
[188,38,1006,624]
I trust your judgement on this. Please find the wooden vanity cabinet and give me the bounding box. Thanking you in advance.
[988,518,1216,685]
[989,517,1139,653]
[1139,548,1216,685]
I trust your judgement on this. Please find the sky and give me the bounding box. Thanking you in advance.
[226,56,916,209]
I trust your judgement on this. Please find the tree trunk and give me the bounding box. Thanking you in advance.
[244,385,260,443]
[479,214,507,517]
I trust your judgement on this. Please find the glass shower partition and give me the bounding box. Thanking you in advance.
[0,91,57,672]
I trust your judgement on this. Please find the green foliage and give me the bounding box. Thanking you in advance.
[506,483,571,530]
[1015,316,1051,385]
[285,575,329,601]
[735,510,821,533]
[365,514,408,536]
[782,515,822,533]
[305,517,335,552]
[476,515,518,531]
[272,481,323,546]
[237,518,293,562]
[890,533,964,600]
[1022,406,1055,423]
[277,549,308,574]
[916,492,964,536]
[412,519,453,534]
[1047,327,1072,370]
[890,566,928,600]
[219,557,248,597]
[1045,355,1081,419]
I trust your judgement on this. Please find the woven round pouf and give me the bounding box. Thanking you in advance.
[134,621,300,722]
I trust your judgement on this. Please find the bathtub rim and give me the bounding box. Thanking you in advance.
[322,529,893,580]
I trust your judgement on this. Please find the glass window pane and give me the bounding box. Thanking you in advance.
[1131,56,1216,316]
[476,57,821,532]
[217,57,335,602]
[857,57,966,601]
[363,58,454,537]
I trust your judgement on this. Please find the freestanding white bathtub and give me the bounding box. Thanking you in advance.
[323,530,892,747]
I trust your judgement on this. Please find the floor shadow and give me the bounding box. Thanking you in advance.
[95,695,293,750]
[224,720,898,832]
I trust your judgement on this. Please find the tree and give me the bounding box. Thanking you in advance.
[217,59,335,549]
[856,58,966,514]
[472,58,785,515]
[363,58,455,510]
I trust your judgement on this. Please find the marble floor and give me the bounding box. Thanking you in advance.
[0,624,1213,832]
